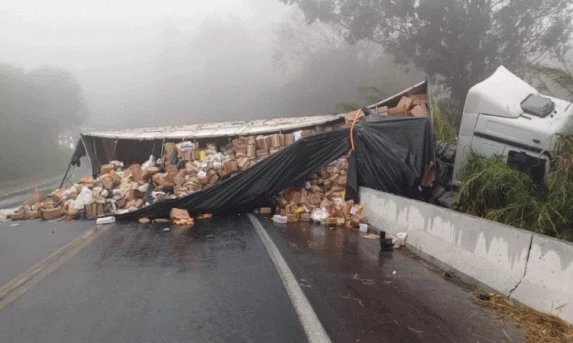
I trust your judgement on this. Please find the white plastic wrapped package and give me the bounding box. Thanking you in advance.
[96,216,115,225]
[74,187,93,209]
[213,162,222,170]
[391,232,408,248]
[109,161,123,171]
[311,208,329,224]
[142,155,155,170]
[272,215,288,224]
[293,130,302,141]
[197,170,207,178]
[137,184,149,193]
[0,208,18,222]
[100,189,110,198]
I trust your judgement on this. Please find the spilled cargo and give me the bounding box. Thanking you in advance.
[9,82,433,227]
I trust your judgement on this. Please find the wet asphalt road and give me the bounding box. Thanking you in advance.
[0,215,524,343]
[0,220,93,285]
[0,216,306,343]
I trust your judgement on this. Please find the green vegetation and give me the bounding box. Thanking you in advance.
[457,134,573,241]
[0,64,86,182]
[432,104,457,144]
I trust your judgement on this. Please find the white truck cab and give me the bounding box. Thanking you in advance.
[453,66,573,185]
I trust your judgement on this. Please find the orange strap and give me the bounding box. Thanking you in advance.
[350,109,362,151]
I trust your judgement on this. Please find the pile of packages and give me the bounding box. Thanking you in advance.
[266,154,366,229]
[373,93,429,117]
[8,129,327,222]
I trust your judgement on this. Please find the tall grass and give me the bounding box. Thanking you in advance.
[456,134,573,241]
[432,104,457,144]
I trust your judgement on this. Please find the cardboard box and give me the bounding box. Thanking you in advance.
[284,133,293,146]
[325,217,338,226]
[300,213,312,222]
[41,207,63,221]
[209,174,220,185]
[256,136,270,150]
[247,144,256,158]
[286,213,299,223]
[127,164,143,182]
[223,159,239,176]
[409,93,428,104]
[101,178,114,190]
[397,96,414,111]
[410,104,428,118]
[387,106,408,116]
[260,207,272,214]
[26,210,41,219]
[256,149,269,158]
[170,208,194,226]
[10,211,27,221]
[87,203,104,217]
[237,157,250,170]
[376,106,388,114]
[191,150,200,161]
[270,134,282,148]
[100,164,115,174]
[80,176,95,185]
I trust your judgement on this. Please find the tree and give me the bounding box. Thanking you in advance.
[0,65,87,180]
[281,0,573,126]
[272,7,424,113]
[529,49,573,100]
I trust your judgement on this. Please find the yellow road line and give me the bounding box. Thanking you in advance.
[0,225,110,310]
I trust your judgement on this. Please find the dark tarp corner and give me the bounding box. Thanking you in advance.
[114,117,433,221]
[70,138,86,167]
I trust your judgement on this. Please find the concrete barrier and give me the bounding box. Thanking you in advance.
[360,187,573,324]
[511,234,573,322]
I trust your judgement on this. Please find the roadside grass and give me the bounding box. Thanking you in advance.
[475,290,573,343]
[432,104,457,144]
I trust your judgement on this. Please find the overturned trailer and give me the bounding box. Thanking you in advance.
[69,114,348,179]
[59,81,433,221]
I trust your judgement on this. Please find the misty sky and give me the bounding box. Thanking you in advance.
[0,0,288,69]
[0,0,422,130]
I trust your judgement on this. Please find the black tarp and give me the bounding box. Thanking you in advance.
[114,116,433,221]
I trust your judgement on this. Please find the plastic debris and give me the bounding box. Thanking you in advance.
[96,216,115,225]
[272,215,288,224]
[391,232,408,248]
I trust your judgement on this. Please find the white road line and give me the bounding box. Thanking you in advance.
[248,214,331,343]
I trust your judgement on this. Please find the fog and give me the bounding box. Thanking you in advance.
[1,0,420,129]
